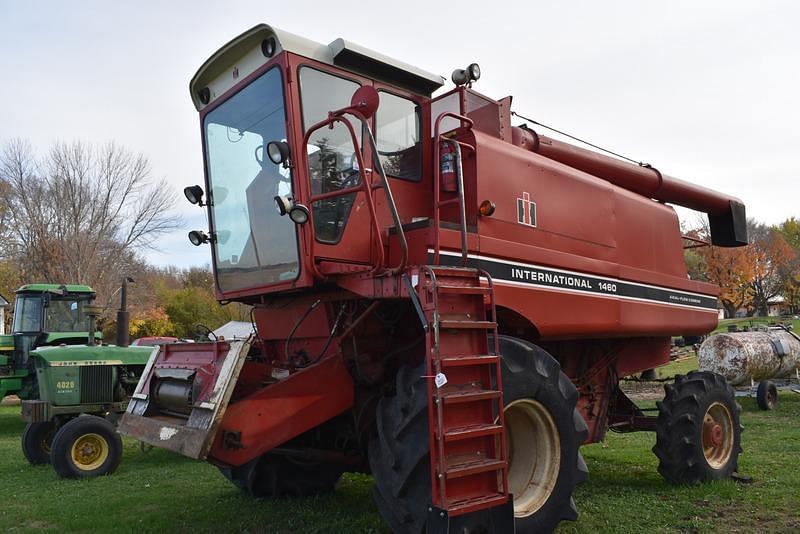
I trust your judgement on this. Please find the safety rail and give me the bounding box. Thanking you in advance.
[302,113,408,279]
[433,112,475,267]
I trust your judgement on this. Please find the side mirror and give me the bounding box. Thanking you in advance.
[349,86,379,119]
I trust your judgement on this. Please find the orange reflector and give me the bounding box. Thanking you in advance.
[479,200,496,216]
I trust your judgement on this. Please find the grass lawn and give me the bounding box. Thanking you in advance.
[714,317,800,334]
[1,394,799,533]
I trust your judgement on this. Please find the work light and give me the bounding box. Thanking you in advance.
[188,230,210,246]
[184,185,204,206]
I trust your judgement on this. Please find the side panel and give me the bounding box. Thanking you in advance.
[208,354,354,466]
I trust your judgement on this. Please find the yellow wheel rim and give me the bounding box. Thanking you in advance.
[70,433,109,471]
[702,402,734,469]
[503,399,561,518]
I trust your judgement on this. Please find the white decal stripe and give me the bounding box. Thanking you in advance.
[432,249,715,301]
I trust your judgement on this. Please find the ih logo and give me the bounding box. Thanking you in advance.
[516,192,537,227]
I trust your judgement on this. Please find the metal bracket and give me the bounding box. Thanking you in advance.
[403,273,428,332]
[425,497,515,533]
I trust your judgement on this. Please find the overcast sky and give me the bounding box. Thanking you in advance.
[2,1,797,268]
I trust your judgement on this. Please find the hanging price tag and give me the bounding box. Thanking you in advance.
[434,373,448,388]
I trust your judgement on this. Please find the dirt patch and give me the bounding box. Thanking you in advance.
[620,380,665,402]
[0,395,20,406]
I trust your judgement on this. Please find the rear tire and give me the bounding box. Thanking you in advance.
[653,371,742,484]
[756,380,778,411]
[50,416,123,478]
[218,454,344,497]
[21,421,55,465]
[369,336,588,534]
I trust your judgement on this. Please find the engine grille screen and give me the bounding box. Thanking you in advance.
[80,365,113,404]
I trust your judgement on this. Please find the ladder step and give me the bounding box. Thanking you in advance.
[440,354,499,367]
[447,493,508,514]
[440,386,502,404]
[434,284,491,295]
[439,319,496,330]
[428,267,478,278]
[444,454,506,479]
[443,423,504,442]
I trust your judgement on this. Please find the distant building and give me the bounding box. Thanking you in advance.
[0,294,8,335]
[767,295,786,317]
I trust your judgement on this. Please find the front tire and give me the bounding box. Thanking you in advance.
[21,422,56,465]
[653,371,743,484]
[369,336,588,533]
[50,416,123,478]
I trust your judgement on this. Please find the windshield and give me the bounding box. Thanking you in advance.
[13,294,92,333]
[203,67,299,292]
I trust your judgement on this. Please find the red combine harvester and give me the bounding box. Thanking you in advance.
[118,24,748,533]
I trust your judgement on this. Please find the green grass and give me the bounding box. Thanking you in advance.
[714,317,800,334]
[1,396,799,533]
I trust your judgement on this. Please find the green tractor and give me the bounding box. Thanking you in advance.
[1,283,154,477]
[0,284,101,401]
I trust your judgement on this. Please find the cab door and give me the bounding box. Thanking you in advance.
[295,63,374,269]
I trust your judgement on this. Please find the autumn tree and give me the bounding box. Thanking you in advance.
[0,139,181,308]
[746,221,796,316]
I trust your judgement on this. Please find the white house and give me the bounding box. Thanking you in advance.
[0,294,8,335]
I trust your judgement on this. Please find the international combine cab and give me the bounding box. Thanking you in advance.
[119,24,748,533]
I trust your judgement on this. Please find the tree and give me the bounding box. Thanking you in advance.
[746,221,795,316]
[0,139,181,308]
[699,244,752,318]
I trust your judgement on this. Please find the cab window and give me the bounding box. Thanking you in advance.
[376,92,421,182]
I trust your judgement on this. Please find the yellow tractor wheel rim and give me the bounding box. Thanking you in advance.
[70,433,109,471]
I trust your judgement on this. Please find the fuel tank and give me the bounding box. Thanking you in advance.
[698,329,800,385]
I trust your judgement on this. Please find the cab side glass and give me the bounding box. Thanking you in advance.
[376,92,421,182]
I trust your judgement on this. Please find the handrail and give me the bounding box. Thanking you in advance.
[364,126,408,275]
[302,115,385,279]
[432,112,475,266]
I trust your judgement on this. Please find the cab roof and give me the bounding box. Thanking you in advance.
[190,23,445,111]
[16,284,95,295]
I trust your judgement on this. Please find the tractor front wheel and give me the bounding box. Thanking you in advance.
[50,416,123,478]
[369,336,588,534]
[218,454,345,497]
[653,371,743,484]
[21,421,56,465]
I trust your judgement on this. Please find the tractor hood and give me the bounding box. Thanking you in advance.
[30,344,155,367]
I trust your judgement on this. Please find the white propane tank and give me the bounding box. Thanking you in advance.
[698,328,800,386]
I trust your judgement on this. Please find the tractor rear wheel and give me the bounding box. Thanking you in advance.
[218,454,345,497]
[21,421,56,465]
[653,371,742,484]
[369,336,588,534]
[50,416,123,478]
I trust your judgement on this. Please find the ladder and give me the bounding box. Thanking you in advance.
[419,265,510,519]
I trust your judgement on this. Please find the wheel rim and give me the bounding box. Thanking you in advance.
[503,398,561,518]
[702,402,734,469]
[70,433,109,471]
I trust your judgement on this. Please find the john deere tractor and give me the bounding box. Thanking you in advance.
[0,283,154,477]
[0,284,101,401]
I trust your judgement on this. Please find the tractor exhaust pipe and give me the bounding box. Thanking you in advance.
[116,277,132,347]
[511,126,748,247]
